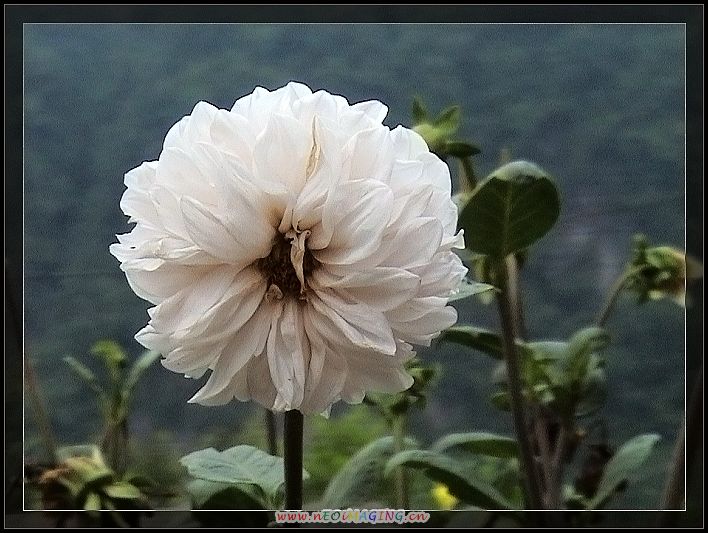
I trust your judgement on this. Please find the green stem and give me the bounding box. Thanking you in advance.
[660,366,702,519]
[595,268,634,328]
[547,420,571,509]
[393,414,410,509]
[459,156,477,191]
[284,410,304,510]
[495,256,545,510]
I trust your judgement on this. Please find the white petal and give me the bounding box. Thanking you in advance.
[253,113,311,194]
[390,305,458,346]
[312,266,421,312]
[300,348,347,415]
[147,264,237,333]
[188,300,274,404]
[180,196,270,266]
[312,179,393,264]
[344,126,395,183]
[309,288,397,355]
[351,100,388,123]
[246,351,278,409]
[163,101,218,150]
[390,125,430,159]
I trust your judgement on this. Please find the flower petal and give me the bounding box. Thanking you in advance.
[253,112,311,195]
[309,288,397,355]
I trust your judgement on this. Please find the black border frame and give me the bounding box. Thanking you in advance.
[5,4,703,528]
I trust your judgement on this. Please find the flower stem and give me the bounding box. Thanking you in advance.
[393,414,410,509]
[595,269,631,328]
[547,420,571,509]
[266,409,278,456]
[494,255,544,510]
[459,156,477,191]
[284,410,304,510]
[660,366,702,517]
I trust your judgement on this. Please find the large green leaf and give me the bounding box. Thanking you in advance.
[588,434,661,509]
[321,436,414,508]
[186,479,266,510]
[448,279,495,302]
[385,450,514,509]
[459,161,560,258]
[180,445,308,500]
[431,432,519,459]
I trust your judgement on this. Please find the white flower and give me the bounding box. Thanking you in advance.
[110,82,467,415]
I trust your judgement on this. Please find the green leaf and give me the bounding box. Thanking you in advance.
[63,356,104,396]
[459,161,560,258]
[83,492,102,511]
[489,391,510,411]
[434,105,461,134]
[448,278,496,302]
[588,434,661,509]
[186,479,266,510]
[385,450,513,509]
[56,444,103,463]
[439,326,531,361]
[103,481,143,500]
[444,140,481,158]
[124,350,161,396]
[576,361,607,417]
[411,96,428,124]
[439,326,503,359]
[91,339,128,367]
[321,436,414,508]
[64,457,114,487]
[431,432,519,459]
[565,327,610,385]
[180,445,308,500]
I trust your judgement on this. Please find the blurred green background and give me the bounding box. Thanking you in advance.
[23,24,687,509]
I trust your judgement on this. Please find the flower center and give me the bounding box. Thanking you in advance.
[257,230,318,300]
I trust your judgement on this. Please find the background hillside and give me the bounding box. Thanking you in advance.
[23,23,688,509]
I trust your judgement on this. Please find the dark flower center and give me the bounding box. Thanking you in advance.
[257,231,318,298]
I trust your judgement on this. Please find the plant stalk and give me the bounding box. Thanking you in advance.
[459,156,477,191]
[547,421,571,509]
[660,366,702,517]
[595,269,631,328]
[494,255,545,510]
[284,410,304,510]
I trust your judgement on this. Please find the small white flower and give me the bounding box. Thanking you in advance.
[110,82,466,414]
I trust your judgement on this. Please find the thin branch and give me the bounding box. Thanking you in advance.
[495,256,545,510]
[660,366,702,520]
